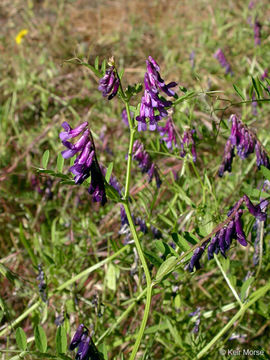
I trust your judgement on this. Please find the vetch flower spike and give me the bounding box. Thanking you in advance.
[180,129,197,163]
[136,56,177,131]
[98,61,120,100]
[214,49,233,75]
[59,121,107,205]
[132,140,162,188]
[188,195,268,272]
[219,114,270,176]
[158,117,177,149]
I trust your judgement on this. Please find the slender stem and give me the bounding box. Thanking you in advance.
[97,288,147,344]
[121,100,152,359]
[255,219,264,279]
[124,203,152,360]
[0,300,41,338]
[124,102,135,200]
[214,255,243,307]
[196,281,270,359]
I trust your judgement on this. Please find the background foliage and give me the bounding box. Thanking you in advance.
[0,0,270,359]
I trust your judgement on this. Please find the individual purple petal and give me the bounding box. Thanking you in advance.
[60,121,88,141]
[188,247,204,272]
[75,336,91,360]
[208,235,218,260]
[61,148,78,159]
[225,220,235,247]
[243,194,267,221]
[218,228,227,257]
[69,324,87,351]
[235,210,247,246]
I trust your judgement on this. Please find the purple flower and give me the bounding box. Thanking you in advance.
[98,65,119,100]
[158,117,177,149]
[60,122,107,205]
[151,225,162,239]
[60,121,88,142]
[69,324,87,351]
[207,235,219,260]
[75,336,91,360]
[248,1,254,9]
[254,20,262,45]
[218,139,235,177]
[188,242,208,272]
[188,195,268,273]
[214,49,233,75]
[133,140,162,188]
[243,195,268,221]
[234,210,247,246]
[180,129,197,162]
[145,56,177,96]
[136,56,177,131]
[219,114,270,176]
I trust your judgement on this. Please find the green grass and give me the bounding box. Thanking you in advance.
[0,0,270,359]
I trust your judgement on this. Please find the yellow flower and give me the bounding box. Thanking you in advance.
[15,29,28,45]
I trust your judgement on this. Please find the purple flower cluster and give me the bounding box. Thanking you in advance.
[120,205,162,238]
[214,49,233,75]
[98,64,119,100]
[188,195,268,272]
[133,140,162,188]
[254,20,262,45]
[136,56,177,131]
[60,121,107,205]
[180,129,197,163]
[69,324,101,360]
[219,115,270,176]
[158,117,177,149]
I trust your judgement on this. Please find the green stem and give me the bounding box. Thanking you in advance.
[122,101,152,359]
[214,255,243,307]
[124,203,153,360]
[97,288,147,345]
[196,281,270,359]
[124,102,135,199]
[0,300,41,338]
[255,219,264,279]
